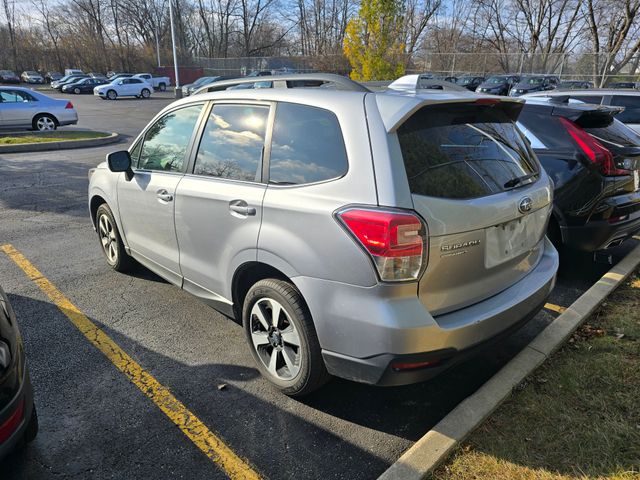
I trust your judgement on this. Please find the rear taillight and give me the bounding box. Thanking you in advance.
[0,398,24,443]
[65,101,74,109]
[559,117,627,176]
[336,208,427,282]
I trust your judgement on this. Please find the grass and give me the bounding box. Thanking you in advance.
[0,131,109,145]
[431,271,640,480]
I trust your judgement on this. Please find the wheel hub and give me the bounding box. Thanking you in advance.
[268,328,282,349]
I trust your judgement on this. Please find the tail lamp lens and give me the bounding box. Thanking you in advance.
[65,102,74,109]
[558,117,627,176]
[0,398,24,444]
[337,208,426,281]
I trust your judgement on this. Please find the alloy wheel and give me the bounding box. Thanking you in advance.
[36,116,55,131]
[249,298,301,380]
[98,214,118,264]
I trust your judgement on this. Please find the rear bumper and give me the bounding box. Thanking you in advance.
[562,192,640,251]
[296,238,558,386]
[0,351,34,461]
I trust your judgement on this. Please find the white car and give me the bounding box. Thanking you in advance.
[20,71,44,84]
[131,73,170,91]
[94,78,153,100]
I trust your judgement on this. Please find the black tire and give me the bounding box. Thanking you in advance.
[32,114,57,131]
[243,279,330,396]
[158,82,166,92]
[95,203,132,272]
[23,404,38,443]
[107,89,117,100]
[73,87,81,94]
[141,88,151,99]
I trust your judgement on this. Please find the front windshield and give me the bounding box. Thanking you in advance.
[458,77,474,85]
[486,76,508,84]
[522,76,544,85]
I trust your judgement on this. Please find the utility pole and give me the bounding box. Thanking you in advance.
[169,0,181,97]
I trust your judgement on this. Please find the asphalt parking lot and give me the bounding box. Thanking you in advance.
[0,91,638,479]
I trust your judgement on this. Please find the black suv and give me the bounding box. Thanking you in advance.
[475,75,520,95]
[456,75,485,91]
[510,75,559,96]
[518,98,640,251]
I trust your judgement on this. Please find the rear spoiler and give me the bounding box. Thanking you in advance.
[377,94,524,132]
[550,101,624,128]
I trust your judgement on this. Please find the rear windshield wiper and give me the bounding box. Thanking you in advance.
[504,172,538,189]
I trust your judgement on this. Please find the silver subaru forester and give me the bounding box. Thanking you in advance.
[88,74,558,396]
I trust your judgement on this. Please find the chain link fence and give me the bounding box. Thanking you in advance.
[189,52,640,85]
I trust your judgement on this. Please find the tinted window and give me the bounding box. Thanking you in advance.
[193,104,268,181]
[585,118,640,147]
[611,96,640,123]
[138,104,203,172]
[572,95,603,105]
[518,109,571,149]
[269,103,348,185]
[398,104,538,199]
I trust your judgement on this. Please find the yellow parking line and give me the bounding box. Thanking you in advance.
[1,244,260,480]
[544,303,566,314]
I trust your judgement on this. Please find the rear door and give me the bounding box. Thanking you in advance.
[395,102,552,315]
[175,101,271,304]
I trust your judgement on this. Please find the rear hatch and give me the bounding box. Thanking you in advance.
[395,100,552,315]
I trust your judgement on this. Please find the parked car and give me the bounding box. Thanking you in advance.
[51,74,89,90]
[88,74,558,396]
[0,70,20,84]
[64,68,84,76]
[182,76,220,96]
[62,77,109,94]
[386,74,467,92]
[0,87,77,131]
[475,75,520,95]
[456,75,485,91]
[607,81,637,89]
[45,71,63,83]
[20,71,44,84]
[525,89,640,134]
[183,76,239,96]
[510,75,559,96]
[558,80,593,90]
[108,73,134,82]
[246,70,273,77]
[517,97,640,251]
[0,286,38,460]
[131,73,170,91]
[87,72,108,80]
[94,78,153,100]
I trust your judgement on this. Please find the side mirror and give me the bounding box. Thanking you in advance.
[107,150,134,181]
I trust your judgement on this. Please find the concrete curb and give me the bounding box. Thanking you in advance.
[378,243,640,480]
[0,132,120,153]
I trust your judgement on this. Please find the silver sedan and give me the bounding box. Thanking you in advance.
[0,87,78,131]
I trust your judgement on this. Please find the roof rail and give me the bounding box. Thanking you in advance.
[194,73,370,95]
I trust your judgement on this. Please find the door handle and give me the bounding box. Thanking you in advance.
[229,200,256,216]
[156,189,173,202]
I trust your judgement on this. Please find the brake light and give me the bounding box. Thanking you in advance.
[337,208,426,281]
[559,117,626,175]
[0,398,24,444]
[65,102,74,109]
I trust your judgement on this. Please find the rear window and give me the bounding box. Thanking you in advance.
[518,110,571,149]
[611,95,640,123]
[585,118,640,147]
[572,95,603,105]
[398,104,538,199]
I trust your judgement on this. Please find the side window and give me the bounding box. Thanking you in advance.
[0,90,35,102]
[611,96,640,123]
[138,104,203,172]
[269,103,348,184]
[193,104,269,181]
[129,140,143,167]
